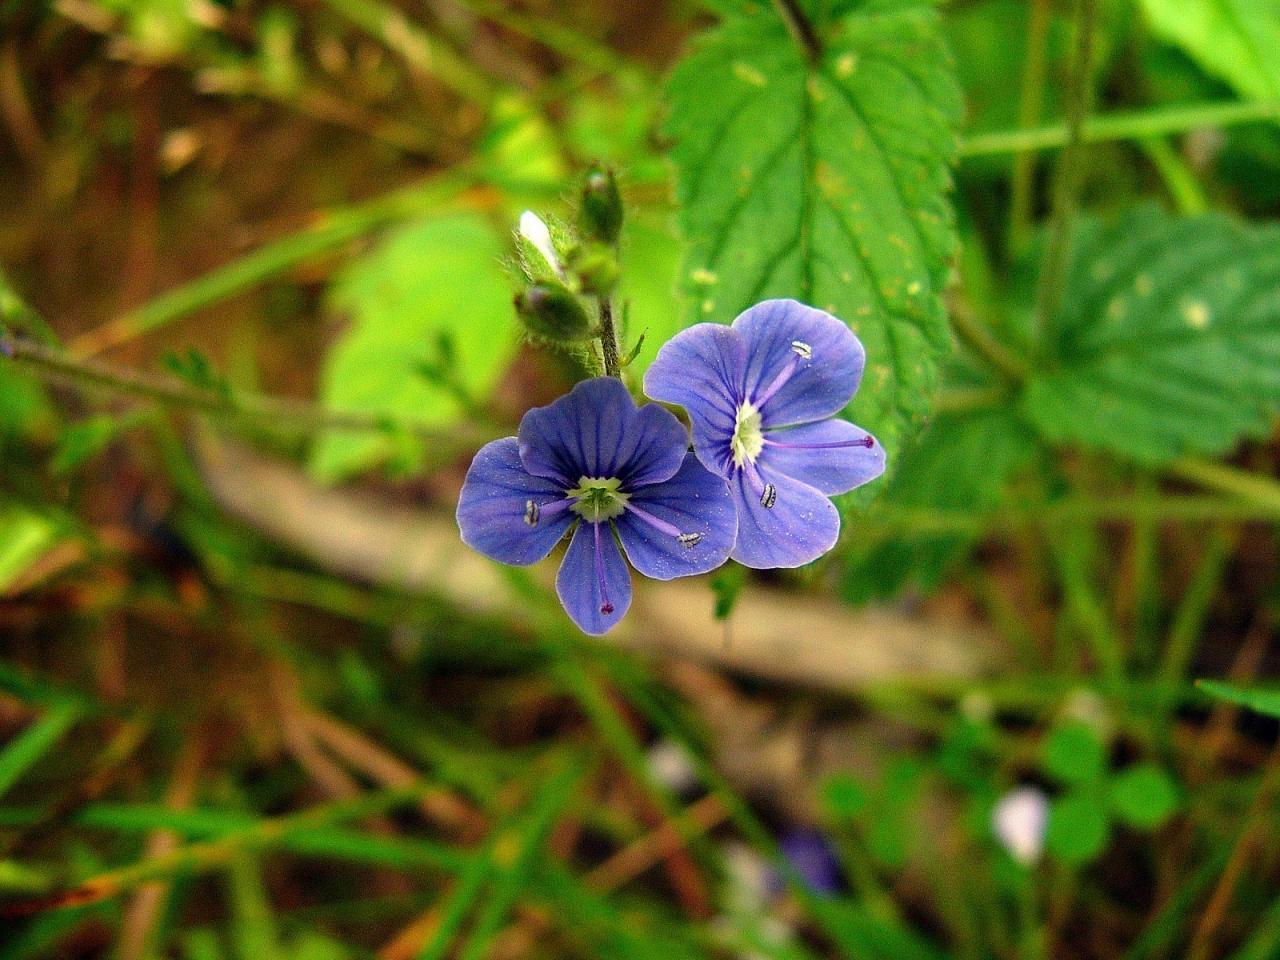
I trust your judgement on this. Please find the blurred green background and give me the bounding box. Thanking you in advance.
[2,1,1280,958]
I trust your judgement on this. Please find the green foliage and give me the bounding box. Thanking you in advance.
[0,505,68,593]
[1024,206,1280,465]
[665,0,962,460]
[1109,764,1181,829]
[1139,0,1280,100]
[311,214,515,482]
[616,210,685,376]
[51,413,147,475]
[841,403,1037,600]
[1197,678,1280,718]
[1046,789,1111,865]
[1042,722,1108,785]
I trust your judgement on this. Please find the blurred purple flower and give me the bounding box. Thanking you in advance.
[771,828,844,897]
[456,377,736,635]
[643,299,885,568]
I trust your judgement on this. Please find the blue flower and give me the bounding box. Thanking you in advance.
[643,299,885,569]
[456,377,737,635]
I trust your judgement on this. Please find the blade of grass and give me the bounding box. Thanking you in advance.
[0,703,81,800]
[67,170,474,357]
[455,756,587,960]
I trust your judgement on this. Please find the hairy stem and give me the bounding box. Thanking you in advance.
[3,337,497,447]
[1033,0,1099,349]
[597,297,621,378]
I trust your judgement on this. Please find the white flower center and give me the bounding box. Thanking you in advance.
[731,401,764,468]
[568,476,629,523]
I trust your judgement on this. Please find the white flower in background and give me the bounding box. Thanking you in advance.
[992,786,1049,866]
[646,739,699,795]
[518,210,562,276]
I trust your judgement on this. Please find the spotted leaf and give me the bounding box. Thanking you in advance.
[1023,207,1280,465]
[665,0,962,463]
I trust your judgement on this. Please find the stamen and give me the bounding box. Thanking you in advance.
[625,502,704,548]
[754,341,814,408]
[760,483,777,509]
[763,435,876,451]
[524,497,575,527]
[593,521,614,615]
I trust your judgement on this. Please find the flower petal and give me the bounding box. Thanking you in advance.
[761,419,886,495]
[734,299,865,427]
[730,465,840,569]
[556,521,632,635]
[518,377,685,486]
[643,323,745,474]
[615,454,736,581]
[456,437,574,565]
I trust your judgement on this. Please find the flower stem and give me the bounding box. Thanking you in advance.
[1033,0,1098,351]
[2,336,497,448]
[597,296,621,378]
[960,99,1280,158]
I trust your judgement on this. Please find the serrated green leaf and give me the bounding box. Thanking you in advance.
[1109,763,1181,830]
[1046,789,1111,865]
[311,214,516,482]
[1042,722,1107,785]
[1023,207,1280,465]
[665,0,962,461]
[1196,678,1280,718]
[1139,0,1280,100]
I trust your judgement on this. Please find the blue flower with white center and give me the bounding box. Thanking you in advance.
[456,377,737,635]
[643,299,886,569]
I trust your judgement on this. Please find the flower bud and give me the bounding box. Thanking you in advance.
[572,245,620,296]
[578,164,623,245]
[515,210,563,281]
[514,281,594,342]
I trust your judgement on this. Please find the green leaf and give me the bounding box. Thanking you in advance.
[0,702,81,799]
[1042,722,1108,785]
[821,772,870,818]
[1023,207,1280,465]
[665,0,962,461]
[1046,789,1111,865]
[52,413,149,475]
[0,506,66,594]
[1139,0,1280,100]
[311,214,516,482]
[1196,678,1280,718]
[1109,764,1181,830]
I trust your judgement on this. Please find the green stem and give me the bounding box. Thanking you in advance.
[1157,525,1238,693]
[960,99,1280,158]
[1168,456,1280,513]
[3,337,500,449]
[949,305,1028,382]
[1139,136,1209,215]
[1008,0,1053,253]
[68,170,475,357]
[1033,0,1098,348]
[597,297,622,378]
[317,0,495,106]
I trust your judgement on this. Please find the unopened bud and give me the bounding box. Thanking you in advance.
[579,164,623,245]
[514,282,594,342]
[515,211,563,281]
[573,245,620,296]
